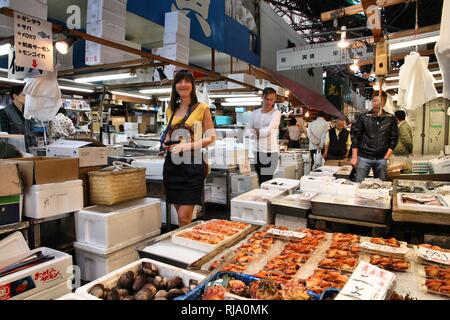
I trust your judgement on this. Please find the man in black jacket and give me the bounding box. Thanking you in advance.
[351,91,398,182]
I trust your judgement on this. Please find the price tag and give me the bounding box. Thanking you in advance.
[267,228,306,240]
[417,247,450,266]
[336,261,396,300]
[360,241,409,257]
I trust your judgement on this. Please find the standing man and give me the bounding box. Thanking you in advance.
[394,110,413,156]
[246,87,281,184]
[351,91,398,182]
[307,111,330,169]
[0,87,35,152]
[324,119,351,160]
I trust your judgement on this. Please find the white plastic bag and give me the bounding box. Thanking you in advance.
[313,150,324,170]
[23,71,62,121]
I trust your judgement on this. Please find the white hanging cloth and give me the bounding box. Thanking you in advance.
[436,0,450,99]
[23,70,62,121]
[397,52,438,111]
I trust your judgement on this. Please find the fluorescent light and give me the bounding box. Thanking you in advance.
[158,97,171,102]
[74,73,136,83]
[210,93,258,98]
[386,76,400,81]
[385,85,398,90]
[111,91,152,100]
[139,87,172,94]
[225,97,263,103]
[0,77,25,84]
[221,102,262,107]
[390,35,440,51]
[59,86,94,93]
[0,43,10,56]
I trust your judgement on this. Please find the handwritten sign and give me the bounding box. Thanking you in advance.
[418,247,450,266]
[336,261,396,300]
[360,241,409,258]
[8,47,47,80]
[14,12,53,72]
[266,229,306,240]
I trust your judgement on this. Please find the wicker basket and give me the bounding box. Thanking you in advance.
[88,162,147,205]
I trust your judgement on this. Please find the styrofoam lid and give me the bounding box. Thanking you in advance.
[0,232,30,267]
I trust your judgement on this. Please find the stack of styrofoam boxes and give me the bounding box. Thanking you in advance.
[227,73,256,90]
[131,158,164,180]
[273,162,297,180]
[86,0,140,65]
[74,198,162,282]
[0,0,48,20]
[230,172,259,199]
[231,189,286,225]
[124,122,139,139]
[300,175,358,196]
[0,232,73,300]
[162,11,191,79]
[280,151,305,179]
[205,176,227,205]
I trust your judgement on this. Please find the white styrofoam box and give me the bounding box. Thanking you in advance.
[24,281,71,300]
[124,130,139,138]
[76,258,204,300]
[273,164,297,180]
[57,293,86,300]
[87,3,126,25]
[74,231,160,282]
[131,158,164,178]
[86,20,126,42]
[106,145,124,157]
[160,201,200,225]
[227,73,256,89]
[321,180,359,196]
[309,166,341,177]
[430,157,450,174]
[165,11,191,37]
[211,185,227,203]
[24,180,83,219]
[231,173,259,194]
[231,189,286,225]
[75,198,161,249]
[163,31,190,46]
[0,0,48,20]
[212,176,227,188]
[124,122,138,131]
[300,175,335,193]
[261,178,300,193]
[85,41,125,65]
[0,247,73,300]
[163,43,189,58]
[87,0,126,13]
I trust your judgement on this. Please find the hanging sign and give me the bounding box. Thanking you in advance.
[8,47,47,80]
[277,37,374,71]
[14,11,53,72]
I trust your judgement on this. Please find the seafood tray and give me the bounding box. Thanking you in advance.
[369,255,411,272]
[76,259,205,300]
[422,265,450,280]
[171,220,252,253]
[422,279,450,298]
[269,192,317,218]
[311,194,390,224]
[396,193,450,214]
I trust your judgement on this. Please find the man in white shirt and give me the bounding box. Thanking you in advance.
[246,87,281,184]
[307,111,330,169]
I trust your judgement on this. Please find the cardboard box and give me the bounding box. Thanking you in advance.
[46,140,108,168]
[164,11,191,37]
[324,159,351,166]
[0,157,79,187]
[0,163,22,197]
[0,0,48,20]
[0,195,22,226]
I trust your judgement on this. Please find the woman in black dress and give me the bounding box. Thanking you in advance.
[161,70,216,227]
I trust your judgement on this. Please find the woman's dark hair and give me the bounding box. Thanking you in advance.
[58,107,67,115]
[289,118,297,126]
[169,69,198,112]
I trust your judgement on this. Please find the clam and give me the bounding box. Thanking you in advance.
[154,290,168,299]
[135,288,155,300]
[167,277,183,290]
[107,288,120,300]
[166,288,185,300]
[141,262,159,277]
[88,284,106,299]
[133,275,146,292]
[117,271,135,290]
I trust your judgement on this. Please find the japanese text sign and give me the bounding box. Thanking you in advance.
[360,241,409,258]
[14,11,53,72]
[266,229,306,240]
[418,247,450,266]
